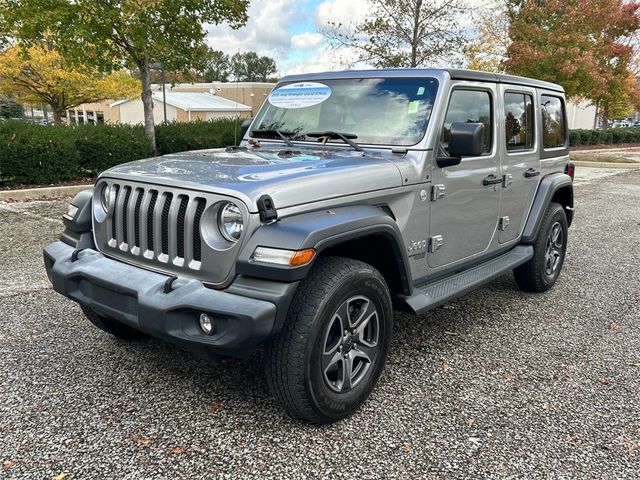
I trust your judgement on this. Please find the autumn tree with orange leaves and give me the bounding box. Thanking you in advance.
[505,0,640,127]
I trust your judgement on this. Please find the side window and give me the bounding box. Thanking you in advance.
[541,95,566,149]
[504,92,534,151]
[443,90,492,154]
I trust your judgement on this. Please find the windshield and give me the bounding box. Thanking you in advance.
[252,77,439,146]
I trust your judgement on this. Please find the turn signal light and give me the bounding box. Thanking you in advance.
[289,249,315,266]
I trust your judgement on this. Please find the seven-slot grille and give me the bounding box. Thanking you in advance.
[105,183,207,269]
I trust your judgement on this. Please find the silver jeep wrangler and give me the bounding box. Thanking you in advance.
[44,69,574,423]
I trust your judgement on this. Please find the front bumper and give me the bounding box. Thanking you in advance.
[43,241,283,358]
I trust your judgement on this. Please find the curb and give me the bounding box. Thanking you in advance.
[572,161,640,169]
[0,184,93,202]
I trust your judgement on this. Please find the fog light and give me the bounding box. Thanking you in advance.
[199,313,214,335]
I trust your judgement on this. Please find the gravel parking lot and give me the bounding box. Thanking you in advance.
[1,167,639,479]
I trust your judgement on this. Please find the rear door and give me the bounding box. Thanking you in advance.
[498,86,540,243]
[428,83,501,268]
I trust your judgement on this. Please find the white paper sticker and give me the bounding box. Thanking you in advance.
[268,82,332,109]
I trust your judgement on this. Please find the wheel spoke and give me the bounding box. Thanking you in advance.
[348,297,375,329]
[334,301,349,333]
[341,355,353,391]
[352,343,375,363]
[322,349,342,373]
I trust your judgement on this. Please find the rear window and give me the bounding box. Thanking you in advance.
[541,95,566,149]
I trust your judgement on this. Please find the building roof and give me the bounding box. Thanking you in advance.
[152,92,252,112]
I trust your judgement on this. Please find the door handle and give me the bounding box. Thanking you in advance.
[524,168,541,178]
[482,174,503,186]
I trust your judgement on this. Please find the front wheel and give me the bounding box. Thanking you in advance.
[514,202,568,292]
[264,257,393,423]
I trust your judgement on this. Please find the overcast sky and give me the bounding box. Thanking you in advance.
[206,0,483,76]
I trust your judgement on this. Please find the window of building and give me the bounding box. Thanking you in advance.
[442,89,493,155]
[505,92,534,151]
[541,95,566,149]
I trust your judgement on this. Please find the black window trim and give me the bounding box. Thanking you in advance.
[440,86,495,157]
[504,89,536,154]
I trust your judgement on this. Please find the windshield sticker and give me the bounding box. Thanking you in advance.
[417,86,425,96]
[268,82,332,109]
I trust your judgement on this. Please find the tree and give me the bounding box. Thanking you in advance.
[464,0,510,72]
[0,44,139,123]
[505,0,640,126]
[230,52,277,82]
[203,49,231,82]
[321,0,469,68]
[2,0,249,148]
[0,96,24,118]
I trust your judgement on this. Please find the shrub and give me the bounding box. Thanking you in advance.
[73,123,154,175]
[0,121,80,185]
[155,118,240,155]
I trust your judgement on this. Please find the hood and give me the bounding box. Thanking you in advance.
[101,146,404,211]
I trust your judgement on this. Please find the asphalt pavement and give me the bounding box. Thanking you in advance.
[1,167,639,479]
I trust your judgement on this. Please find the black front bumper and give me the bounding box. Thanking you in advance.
[44,241,294,358]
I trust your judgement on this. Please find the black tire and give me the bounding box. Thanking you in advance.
[81,306,148,340]
[514,202,568,293]
[264,257,393,424]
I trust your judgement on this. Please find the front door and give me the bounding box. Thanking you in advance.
[428,84,501,269]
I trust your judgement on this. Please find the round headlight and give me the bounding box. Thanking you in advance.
[100,183,111,212]
[218,202,243,242]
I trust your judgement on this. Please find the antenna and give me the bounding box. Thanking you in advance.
[234,78,240,146]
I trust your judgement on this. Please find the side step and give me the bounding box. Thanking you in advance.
[402,245,534,315]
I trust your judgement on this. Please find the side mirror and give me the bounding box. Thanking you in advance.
[437,122,484,168]
[240,117,253,139]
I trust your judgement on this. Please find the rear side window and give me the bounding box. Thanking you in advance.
[443,90,492,154]
[505,92,534,151]
[541,95,566,149]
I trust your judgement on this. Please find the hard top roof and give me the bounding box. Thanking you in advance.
[279,68,564,94]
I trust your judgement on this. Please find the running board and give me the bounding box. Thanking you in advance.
[402,245,534,315]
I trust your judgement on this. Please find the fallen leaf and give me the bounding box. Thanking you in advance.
[565,435,578,446]
[466,417,475,426]
[403,442,412,451]
[503,372,516,382]
[442,362,450,374]
[208,403,223,414]
[598,378,612,386]
[624,438,637,459]
[608,322,622,332]
[411,336,422,346]
[136,437,153,446]
[170,447,187,455]
[2,460,16,469]
[542,403,550,411]
[52,474,67,480]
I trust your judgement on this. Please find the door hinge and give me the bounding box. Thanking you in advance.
[431,184,446,201]
[428,235,444,253]
[503,174,513,188]
[499,216,510,231]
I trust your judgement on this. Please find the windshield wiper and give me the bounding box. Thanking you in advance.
[250,128,295,147]
[306,131,363,152]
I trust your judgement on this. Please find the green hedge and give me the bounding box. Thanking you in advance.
[156,119,240,155]
[0,119,240,186]
[569,128,640,146]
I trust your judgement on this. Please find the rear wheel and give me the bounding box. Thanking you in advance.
[81,306,148,340]
[514,202,568,292]
[264,257,393,423]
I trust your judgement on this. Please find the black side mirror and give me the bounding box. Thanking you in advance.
[240,117,253,139]
[437,122,484,168]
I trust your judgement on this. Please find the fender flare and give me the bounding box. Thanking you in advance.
[521,173,573,244]
[236,205,412,291]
